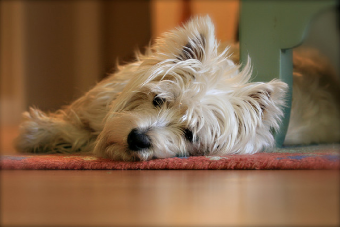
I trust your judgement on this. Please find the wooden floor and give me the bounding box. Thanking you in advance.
[1,127,339,226]
[1,170,339,227]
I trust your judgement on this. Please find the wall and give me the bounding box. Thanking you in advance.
[0,0,151,128]
[151,0,239,41]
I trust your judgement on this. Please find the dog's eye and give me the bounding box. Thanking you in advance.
[184,129,193,142]
[153,96,166,107]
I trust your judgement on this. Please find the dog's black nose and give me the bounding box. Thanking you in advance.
[127,129,151,151]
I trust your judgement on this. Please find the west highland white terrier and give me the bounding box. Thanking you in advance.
[15,16,340,161]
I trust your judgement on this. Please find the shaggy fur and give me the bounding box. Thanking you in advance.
[15,16,340,161]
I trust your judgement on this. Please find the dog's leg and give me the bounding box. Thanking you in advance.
[15,107,94,153]
[14,69,133,154]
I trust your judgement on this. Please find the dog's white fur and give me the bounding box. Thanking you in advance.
[15,16,340,161]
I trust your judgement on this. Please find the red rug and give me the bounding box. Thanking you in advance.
[1,144,339,170]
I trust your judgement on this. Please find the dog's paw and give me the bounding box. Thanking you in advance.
[15,107,94,154]
[14,108,59,153]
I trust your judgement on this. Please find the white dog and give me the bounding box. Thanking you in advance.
[15,16,340,161]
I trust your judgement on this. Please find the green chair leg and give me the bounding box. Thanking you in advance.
[239,0,337,147]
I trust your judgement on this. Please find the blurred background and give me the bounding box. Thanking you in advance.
[0,0,339,153]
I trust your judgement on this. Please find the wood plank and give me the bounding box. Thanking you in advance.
[1,170,338,226]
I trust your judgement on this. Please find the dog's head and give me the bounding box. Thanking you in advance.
[94,16,287,161]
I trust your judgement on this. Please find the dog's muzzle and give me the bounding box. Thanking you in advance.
[127,128,151,151]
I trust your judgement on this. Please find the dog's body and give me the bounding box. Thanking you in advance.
[15,16,340,161]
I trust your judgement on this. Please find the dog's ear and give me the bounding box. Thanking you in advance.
[237,80,287,124]
[177,34,206,62]
[154,16,216,63]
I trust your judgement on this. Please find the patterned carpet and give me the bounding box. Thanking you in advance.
[1,144,339,170]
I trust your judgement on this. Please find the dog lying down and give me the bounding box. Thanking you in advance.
[15,16,340,161]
